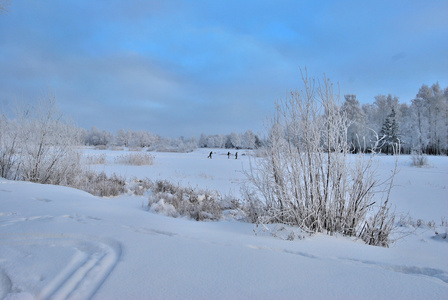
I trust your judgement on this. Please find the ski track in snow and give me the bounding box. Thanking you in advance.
[123,225,178,237]
[247,244,448,285]
[0,214,103,228]
[0,234,121,300]
[346,258,448,284]
[124,221,448,286]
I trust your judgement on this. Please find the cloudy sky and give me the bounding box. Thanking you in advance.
[1,0,447,137]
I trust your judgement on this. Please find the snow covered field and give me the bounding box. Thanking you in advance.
[1,148,447,299]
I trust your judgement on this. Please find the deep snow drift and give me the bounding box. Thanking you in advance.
[1,148,447,299]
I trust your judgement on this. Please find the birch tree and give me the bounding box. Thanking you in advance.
[342,94,366,152]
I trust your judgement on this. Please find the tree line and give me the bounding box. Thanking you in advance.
[82,127,262,151]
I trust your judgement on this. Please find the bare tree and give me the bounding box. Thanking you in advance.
[16,91,83,185]
[245,70,397,246]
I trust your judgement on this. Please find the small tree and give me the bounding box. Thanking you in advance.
[379,108,400,155]
[245,70,397,247]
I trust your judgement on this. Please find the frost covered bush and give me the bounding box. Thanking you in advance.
[128,146,143,151]
[153,179,178,194]
[410,149,428,167]
[217,194,248,221]
[75,171,127,197]
[396,215,436,229]
[85,154,107,165]
[110,146,124,151]
[245,71,397,247]
[1,93,84,185]
[129,177,153,196]
[241,187,266,223]
[150,198,179,217]
[114,153,155,166]
[148,180,222,221]
[94,145,108,150]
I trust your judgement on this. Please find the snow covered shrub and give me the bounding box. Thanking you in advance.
[241,186,266,223]
[129,177,153,196]
[128,146,143,151]
[110,146,124,151]
[148,180,222,221]
[77,171,127,197]
[358,200,395,247]
[150,199,179,217]
[410,149,428,167]
[254,223,306,241]
[114,153,154,165]
[219,194,248,220]
[153,179,178,194]
[94,145,108,150]
[85,154,107,165]
[245,71,397,247]
[396,215,436,230]
[442,217,448,228]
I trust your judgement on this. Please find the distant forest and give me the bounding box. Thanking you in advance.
[82,127,262,152]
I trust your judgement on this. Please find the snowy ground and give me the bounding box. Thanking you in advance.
[1,148,447,299]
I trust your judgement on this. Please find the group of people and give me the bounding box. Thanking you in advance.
[207,151,238,159]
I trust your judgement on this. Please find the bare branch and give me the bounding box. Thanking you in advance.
[0,0,11,15]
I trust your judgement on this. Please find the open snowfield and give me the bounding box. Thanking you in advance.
[1,148,447,299]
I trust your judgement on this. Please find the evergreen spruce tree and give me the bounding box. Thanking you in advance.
[380,108,399,154]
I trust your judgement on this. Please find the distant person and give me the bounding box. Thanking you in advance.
[208,151,213,159]
[227,151,231,159]
[235,152,238,159]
